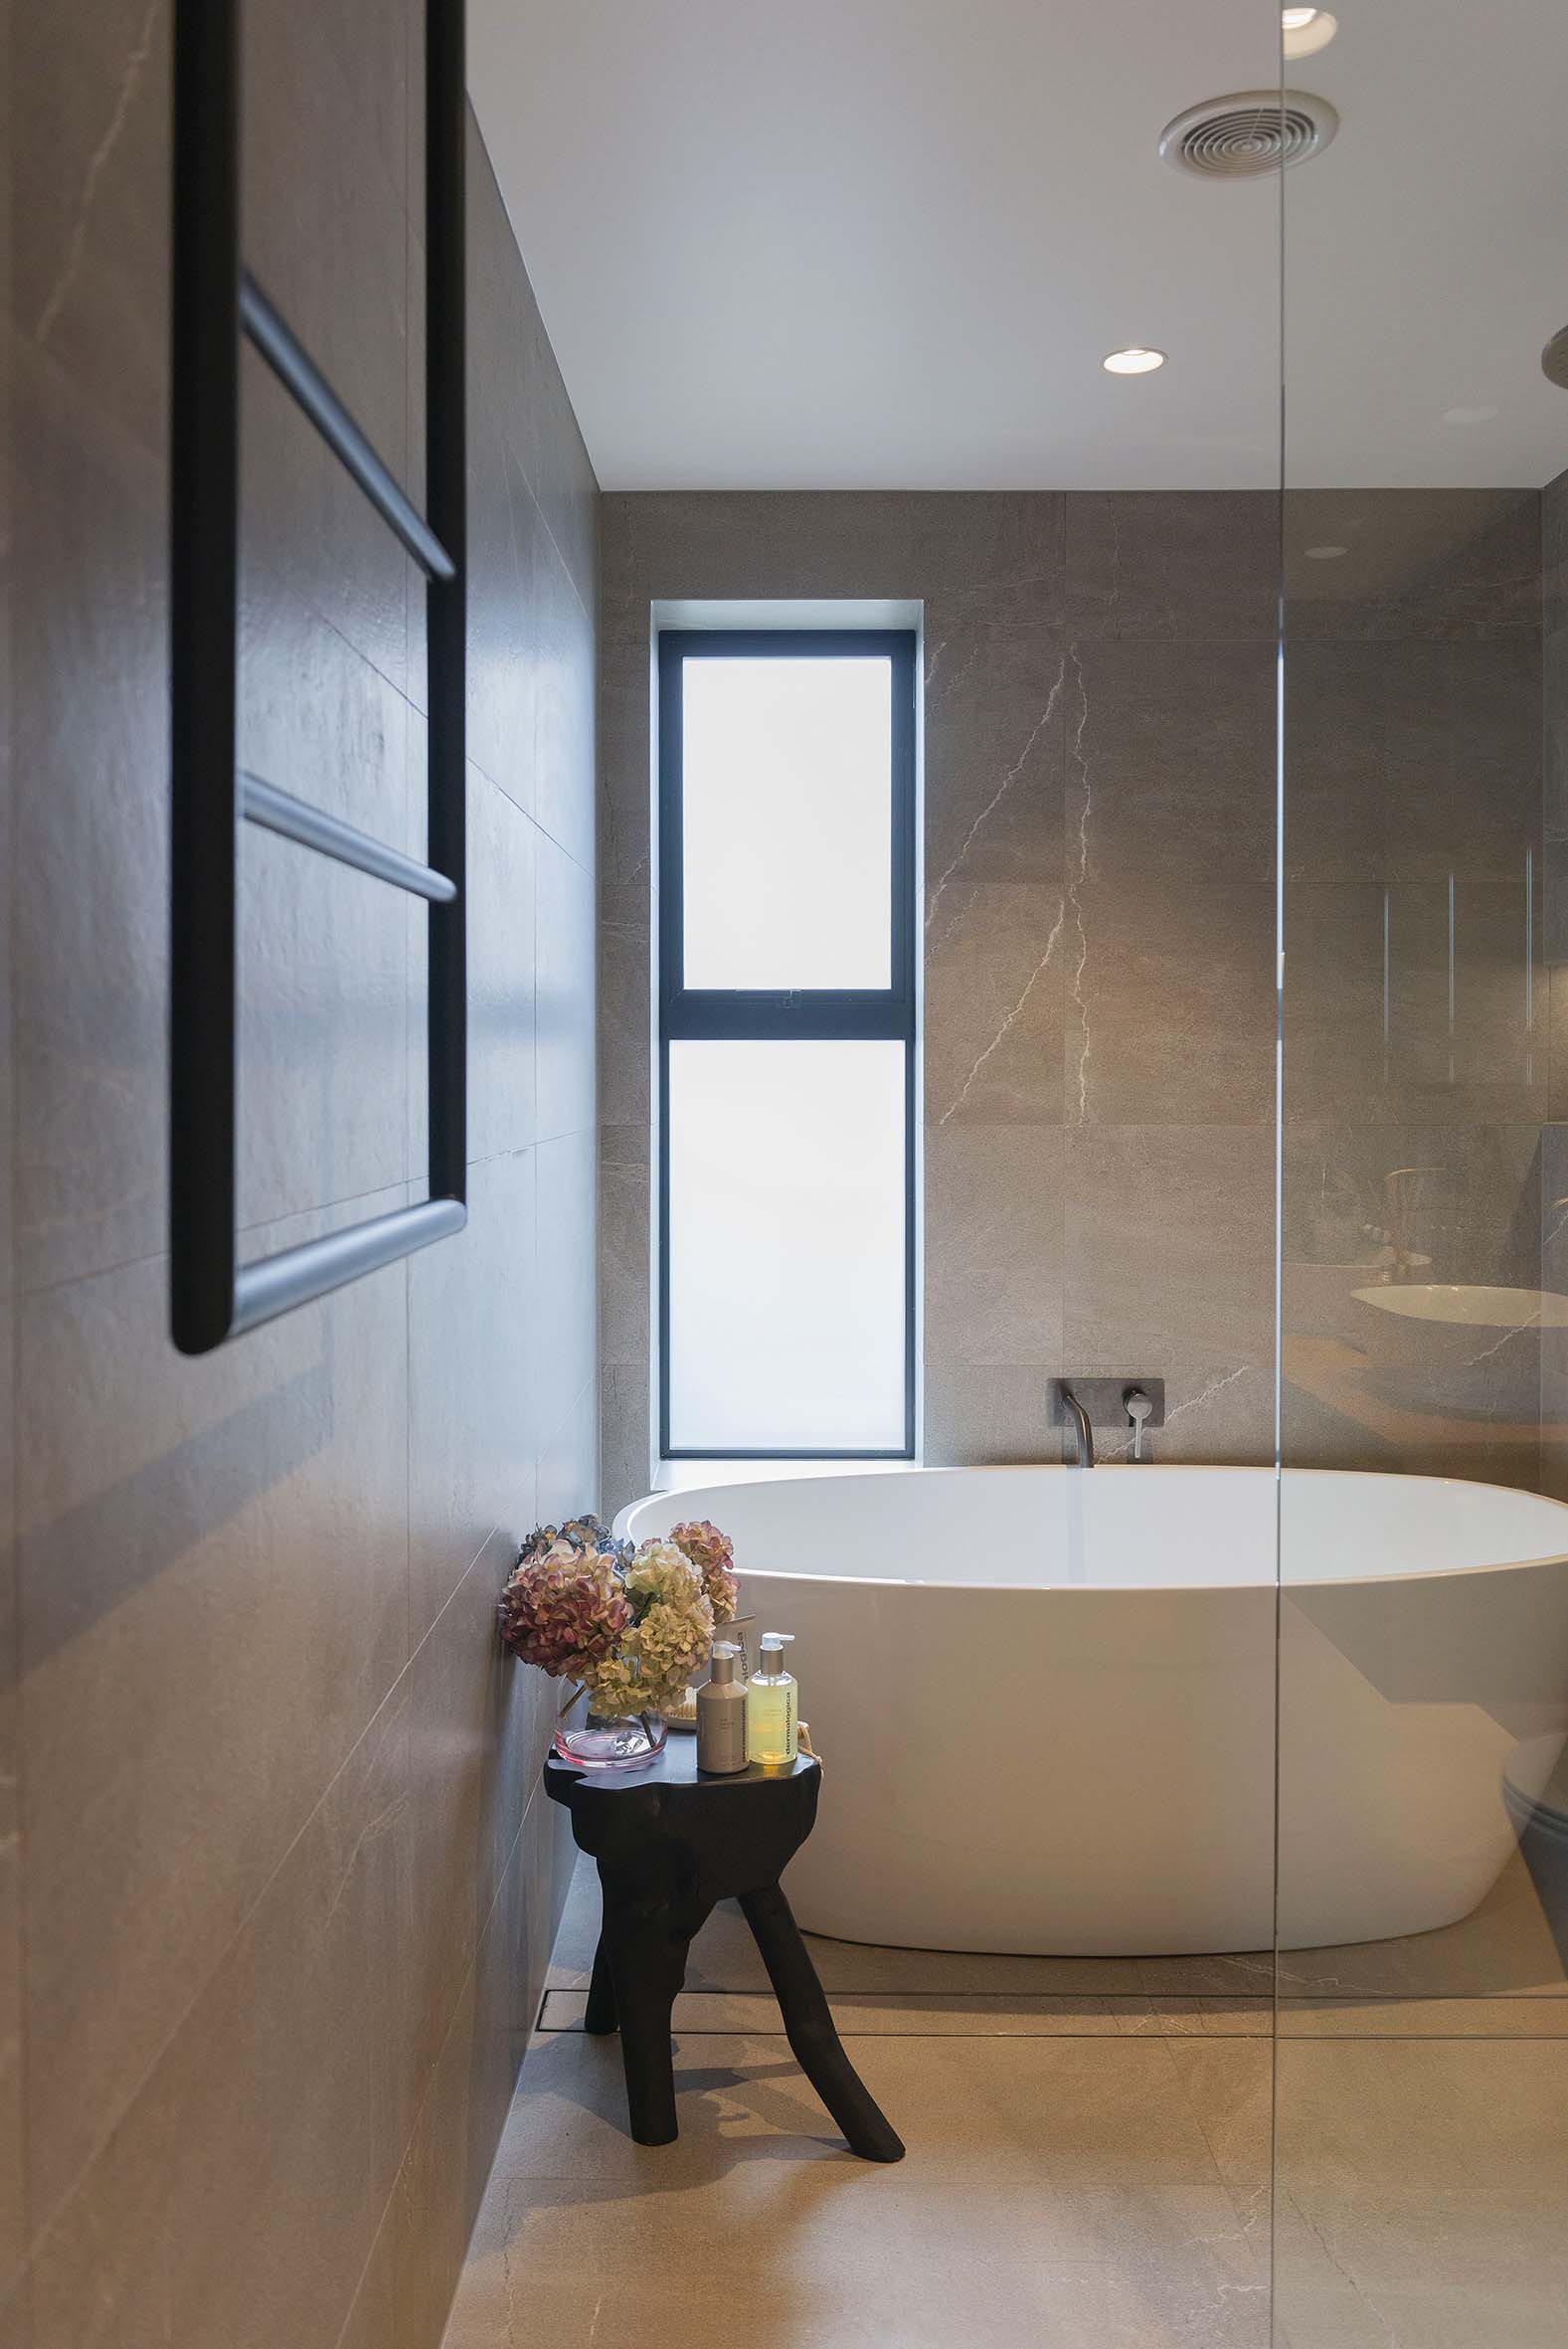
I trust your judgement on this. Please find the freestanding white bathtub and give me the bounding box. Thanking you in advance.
[618,1467,1568,1955]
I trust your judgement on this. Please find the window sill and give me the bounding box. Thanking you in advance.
[653,1457,919,1495]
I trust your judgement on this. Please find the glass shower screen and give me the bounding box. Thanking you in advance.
[1276,5,1568,2341]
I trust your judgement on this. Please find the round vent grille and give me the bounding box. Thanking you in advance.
[1543,327,1568,391]
[1159,90,1339,178]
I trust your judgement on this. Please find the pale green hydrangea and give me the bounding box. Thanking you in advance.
[580,1536,715,1716]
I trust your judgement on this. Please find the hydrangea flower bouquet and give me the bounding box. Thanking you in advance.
[497,1515,739,1767]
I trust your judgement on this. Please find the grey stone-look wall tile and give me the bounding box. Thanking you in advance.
[334,2196,397,2349]
[925,884,1066,1129]
[1282,640,1393,879]
[599,916,653,1130]
[17,1188,411,2238]
[237,822,413,1233]
[1069,637,1277,892]
[597,607,654,898]
[923,625,1067,905]
[1063,1126,1275,1376]
[1544,629,1568,847]
[405,716,431,1180]
[0,1281,17,2314]
[923,1126,1064,1465]
[537,1380,601,1526]
[1108,1347,1274,1467]
[1544,468,1568,639]
[1073,878,1275,1130]
[408,1149,536,1646]
[526,309,600,628]
[0,319,18,2312]
[1286,489,1541,643]
[12,339,169,1292]
[534,531,598,872]
[405,231,428,704]
[1549,969,1568,1128]
[1367,637,1540,883]
[388,1960,481,2349]
[601,1126,652,1374]
[29,1664,414,2349]
[403,1530,553,2135]
[1541,1125,1568,1500]
[387,1778,573,2349]
[1282,880,1390,1126]
[465,771,538,1164]
[535,1132,598,1447]
[1066,491,1278,642]
[317,0,412,220]
[602,490,1064,607]
[465,410,543,815]
[11,0,170,457]
[601,1361,654,1526]
[241,588,417,853]
[242,1,410,485]
[241,347,414,713]
[535,833,596,1146]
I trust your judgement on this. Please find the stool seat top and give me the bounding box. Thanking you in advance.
[545,1740,817,1800]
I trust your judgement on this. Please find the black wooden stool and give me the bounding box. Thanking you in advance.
[544,1740,904,2162]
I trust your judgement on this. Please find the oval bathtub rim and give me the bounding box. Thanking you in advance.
[613,1462,1568,1598]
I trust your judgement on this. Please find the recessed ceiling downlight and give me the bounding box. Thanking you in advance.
[1282,8,1338,60]
[1159,90,1339,177]
[1543,328,1568,391]
[1103,347,1166,375]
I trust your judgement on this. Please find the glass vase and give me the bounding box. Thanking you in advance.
[553,1709,668,1771]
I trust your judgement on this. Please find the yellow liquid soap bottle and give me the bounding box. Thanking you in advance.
[747,1632,798,1769]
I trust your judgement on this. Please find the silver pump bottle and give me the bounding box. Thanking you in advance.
[695,1642,748,1774]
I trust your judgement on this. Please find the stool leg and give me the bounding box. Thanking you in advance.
[584,1933,617,2035]
[599,1874,709,2146]
[739,1884,905,2162]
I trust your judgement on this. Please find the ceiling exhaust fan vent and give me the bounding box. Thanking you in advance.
[1159,90,1339,178]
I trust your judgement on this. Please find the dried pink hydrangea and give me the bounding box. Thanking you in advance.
[497,1530,632,1679]
[668,1520,739,1621]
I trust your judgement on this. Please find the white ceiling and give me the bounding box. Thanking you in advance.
[470,0,1568,491]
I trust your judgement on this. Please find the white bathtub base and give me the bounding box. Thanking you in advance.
[619,1467,1568,1957]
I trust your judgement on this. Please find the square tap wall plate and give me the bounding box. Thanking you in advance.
[1047,1379,1167,1430]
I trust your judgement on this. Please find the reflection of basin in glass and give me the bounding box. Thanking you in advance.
[1355,1284,1568,1330]
[1285,1256,1429,1338]
[1351,1283,1568,1367]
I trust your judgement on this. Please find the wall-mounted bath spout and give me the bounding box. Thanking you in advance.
[1049,1377,1166,1463]
[1059,1386,1095,1470]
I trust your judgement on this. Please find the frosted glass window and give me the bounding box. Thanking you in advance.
[667,1040,908,1452]
[680,655,893,990]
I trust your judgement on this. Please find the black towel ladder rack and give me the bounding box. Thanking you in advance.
[169,0,467,1353]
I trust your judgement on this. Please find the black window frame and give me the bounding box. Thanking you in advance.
[657,627,918,1461]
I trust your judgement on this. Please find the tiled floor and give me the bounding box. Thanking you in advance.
[441,1858,1568,2349]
